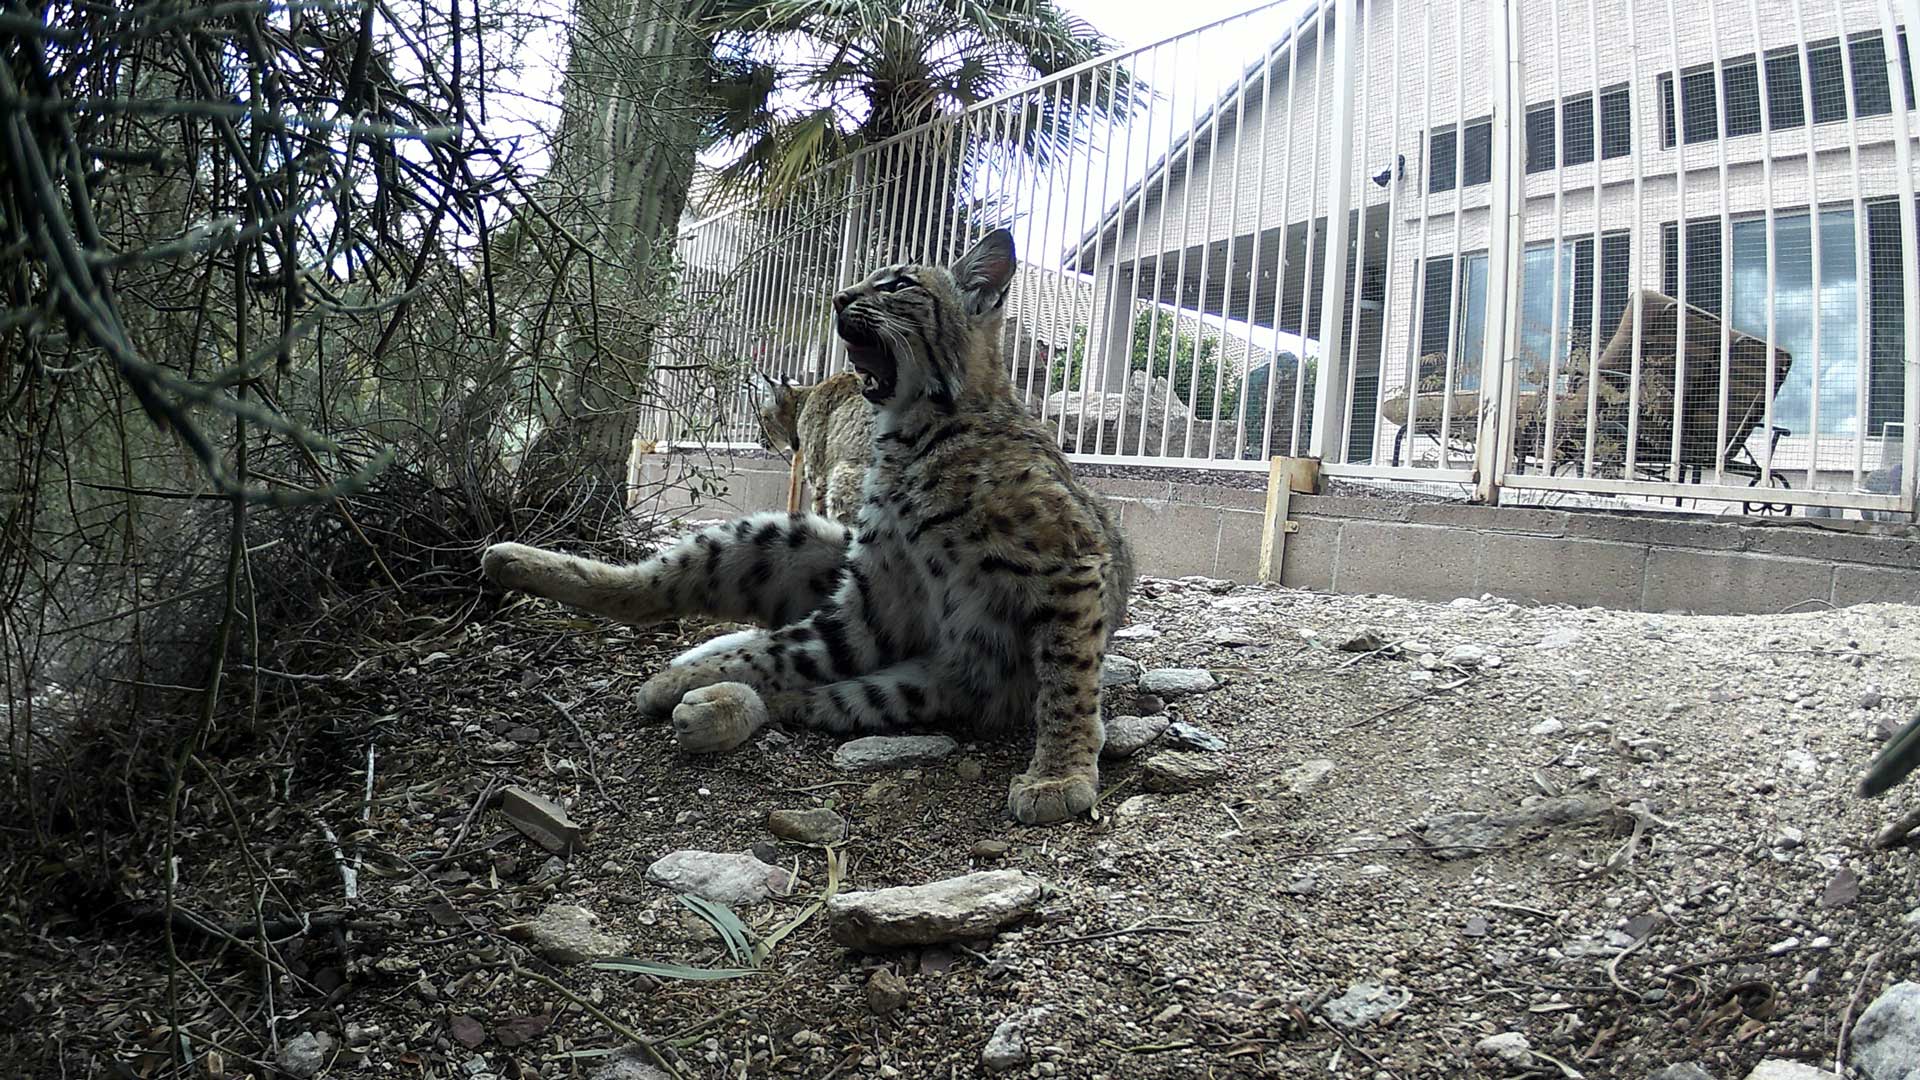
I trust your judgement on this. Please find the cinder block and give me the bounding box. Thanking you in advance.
[1411,503,1567,537]
[1476,535,1646,609]
[1212,508,1269,583]
[1831,565,1920,608]
[1115,499,1223,579]
[1642,549,1835,615]
[1279,517,1341,593]
[1290,493,1414,524]
[1333,521,1480,601]
[1561,511,1748,552]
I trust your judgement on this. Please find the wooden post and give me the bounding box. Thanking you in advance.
[786,453,805,514]
[1259,456,1318,583]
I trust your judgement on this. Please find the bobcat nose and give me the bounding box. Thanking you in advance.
[833,288,856,313]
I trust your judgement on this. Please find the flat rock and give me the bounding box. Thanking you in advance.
[1101,714,1169,758]
[1099,654,1142,688]
[500,785,581,856]
[826,870,1042,951]
[1141,751,1225,793]
[1338,629,1389,652]
[1649,1065,1718,1080]
[1443,643,1492,668]
[833,735,958,771]
[1138,667,1217,697]
[1322,982,1411,1029]
[766,808,847,845]
[1851,981,1920,1080]
[277,1031,333,1079]
[1746,1062,1842,1080]
[1537,628,1582,650]
[1112,623,1159,641]
[589,1049,674,1080]
[1281,759,1335,795]
[504,903,629,965]
[981,1008,1050,1074]
[1163,721,1226,752]
[1476,1032,1533,1067]
[1419,794,1609,861]
[645,850,795,906]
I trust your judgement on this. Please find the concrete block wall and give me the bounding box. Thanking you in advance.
[633,454,1920,614]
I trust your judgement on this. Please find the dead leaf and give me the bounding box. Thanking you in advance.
[493,1013,552,1048]
[448,1013,486,1049]
[1820,867,1860,909]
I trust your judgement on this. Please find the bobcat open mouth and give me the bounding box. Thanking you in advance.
[838,323,896,403]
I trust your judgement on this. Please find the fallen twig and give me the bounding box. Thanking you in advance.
[543,691,619,810]
[1033,916,1211,946]
[1836,951,1884,1075]
[510,961,684,1079]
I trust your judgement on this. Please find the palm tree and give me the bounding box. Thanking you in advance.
[701,0,1137,207]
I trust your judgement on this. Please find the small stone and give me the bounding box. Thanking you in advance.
[1114,794,1154,820]
[494,1013,552,1048]
[500,785,581,856]
[1860,690,1885,710]
[1122,692,1167,716]
[1783,749,1819,779]
[505,904,630,965]
[832,735,959,771]
[1322,982,1410,1029]
[1850,981,1920,1080]
[1099,654,1142,688]
[954,758,984,781]
[969,839,1011,861]
[766,808,847,846]
[1774,826,1805,850]
[827,870,1043,951]
[865,968,910,1016]
[588,1049,673,1080]
[1647,1066,1716,1080]
[507,725,540,744]
[1137,668,1217,698]
[1475,1032,1533,1068]
[1537,628,1581,650]
[1112,623,1159,641]
[1443,644,1490,668]
[1529,718,1565,736]
[1338,629,1389,653]
[1464,916,1489,937]
[645,851,795,906]
[1280,759,1335,795]
[1282,874,1320,896]
[1744,1061,1842,1080]
[749,840,781,865]
[1102,715,1169,758]
[981,1009,1049,1074]
[278,1032,334,1079]
[1209,625,1256,646]
[1140,751,1225,793]
[1162,721,1226,752]
[448,1014,486,1049]
[1821,868,1861,909]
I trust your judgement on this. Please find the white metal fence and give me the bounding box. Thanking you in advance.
[648,0,1920,520]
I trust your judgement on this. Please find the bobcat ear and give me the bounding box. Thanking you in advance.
[754,371,785,410]
[951,228,1016,318]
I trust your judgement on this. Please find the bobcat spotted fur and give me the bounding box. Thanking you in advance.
[481,229,1134,825]
[754,370,871,524]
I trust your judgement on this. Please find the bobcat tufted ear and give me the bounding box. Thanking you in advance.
[754,371,789,411]
[951,228,1017,318]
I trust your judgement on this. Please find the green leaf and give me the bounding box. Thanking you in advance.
[592,958,759,981]
[677,894,757,967]
[751,900,822,966]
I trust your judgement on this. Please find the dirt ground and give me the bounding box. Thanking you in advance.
[6,571,1919,1080]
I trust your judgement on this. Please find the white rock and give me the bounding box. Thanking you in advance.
[1101,714,1169,758]
[982,1008,1050,1073]
[1530,718,1566,736]
[1141,751,1225,793]
[278,1032,334,1079]
[1851,981,1920,1080]
[1538,628,1582,650]
[505,903,631,965]
[1098,654,1142,689]
[1474,1031,1533,1067]
[1281,759,1335,795]
[645,851,795,906]
[1112,624,1159,641]
[1443,644,1490,668]
[1137,668,1217,698]
[1745,1061,1842,1080]
[827,870,1043,951]
[832,735,958,771]
[1782,749,1819,779]
[1321,982,1410,1029]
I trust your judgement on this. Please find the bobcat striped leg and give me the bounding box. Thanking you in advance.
[481,511,849,629]
[1006,562,1109,825]
[767,660,938,733]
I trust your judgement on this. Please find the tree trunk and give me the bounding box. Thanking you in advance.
[516,0,713,521]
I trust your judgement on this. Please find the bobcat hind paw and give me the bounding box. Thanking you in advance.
[671,682,768,754]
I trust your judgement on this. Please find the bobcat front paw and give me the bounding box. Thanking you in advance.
[636,667,714,718]
[481,542,556,592]
[1006,770,1098,826]
[671,682,768,754]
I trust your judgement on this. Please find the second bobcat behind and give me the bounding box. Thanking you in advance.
[756,370,872,525]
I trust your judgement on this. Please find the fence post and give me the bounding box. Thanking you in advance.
[1891,0,1920,518]
[1310,0,1360,462]
[828,155,868,379]
[1474,0,1522,504]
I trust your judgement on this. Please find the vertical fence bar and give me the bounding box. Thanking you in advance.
[1156,49,1203,456]
[1885,0,1920,515]
[1070,71,1109,456]
[1477,0,1520,503]
[1295,2,1333,457]
[1311,0,1359,461]
[1705,3,1731,489]
[1543,2,1569,479]
[1087,53,1132,457]
[1834,7,1870,491]
[1208,26,1255,460]
[1182,48,1229,460]
[1117,42,1169,456]
[1260,7,1308,462]
[1404,1,1437,471]
[1790,0,1824,488]
[1623,0,1647,481]
[1745,0,1782,489]
[1583,0,1604,477]
[1339,3,1374,468]
[1370,0,1406,470]
[1663,0,1691,486]
[1439,0,1468,469]
[1232,30,1280,462]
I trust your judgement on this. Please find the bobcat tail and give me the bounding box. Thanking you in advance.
[1859,710,1920,798]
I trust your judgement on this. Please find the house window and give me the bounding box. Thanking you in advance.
[1527,87,1633,173]
[1428,119,1493,193]
[1416,235,1630,392]
[1660,31,1906,148]
[1660,209,1908,440]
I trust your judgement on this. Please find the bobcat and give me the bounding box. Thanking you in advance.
[754,370,871,524]
[482,228,1134,825]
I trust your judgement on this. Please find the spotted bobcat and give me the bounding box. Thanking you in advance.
[754,370,871,524]
[482,229,1134,825]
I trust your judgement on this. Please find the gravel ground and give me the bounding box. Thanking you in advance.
[6,580,1918,1080]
